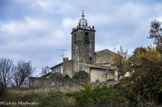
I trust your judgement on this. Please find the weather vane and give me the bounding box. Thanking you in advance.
[79,10,88,28]
[81,10,85,19]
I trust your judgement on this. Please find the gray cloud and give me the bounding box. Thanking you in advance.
[0,0,162,75]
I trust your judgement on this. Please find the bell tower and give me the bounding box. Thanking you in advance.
[71,11,96,73]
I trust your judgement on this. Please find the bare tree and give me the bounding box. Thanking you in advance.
[40,66,51,76]
[0,58,15,87]
[112,46,128,80]
[13,60,35,87]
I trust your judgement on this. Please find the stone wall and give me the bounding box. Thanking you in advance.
[9,81,119,91]
[8,77,119,91]
[28,77,84,90]
[78,63,116,82]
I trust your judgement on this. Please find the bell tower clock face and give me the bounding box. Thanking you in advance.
[85,32,89,44]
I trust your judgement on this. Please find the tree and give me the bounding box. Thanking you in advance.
[13,60,35,87]
[112,46,129,79]
[40,66,51,76]
[119,46,162,106]
[148,20,162,53]
[0,58,15,87]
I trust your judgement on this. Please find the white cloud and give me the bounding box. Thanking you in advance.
[61,18,78,30]
[36,0,51,9]
[0,0,162,74]
[157,17,162,21]
[0,17,49,37]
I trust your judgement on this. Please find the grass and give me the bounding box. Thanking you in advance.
[0,89,78,107]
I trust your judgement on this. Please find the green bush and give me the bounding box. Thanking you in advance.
[72,71,89,80]
[0,82,6,98]
[64,74,70,79]
[50,72,64,79]
[37,91,76,107]
[75,84,121,107]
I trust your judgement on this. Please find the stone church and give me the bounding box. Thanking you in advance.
[50,11,117,82]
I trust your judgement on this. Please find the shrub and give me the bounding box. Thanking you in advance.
[64,74,70,79]
[50,72,64,79]
[75,84,122,107]
[72,71,89,80]
[37,91,76,107]
[0,82,6,98]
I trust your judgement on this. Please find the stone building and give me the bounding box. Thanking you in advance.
[50,11,117,82]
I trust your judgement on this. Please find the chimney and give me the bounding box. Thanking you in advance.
[63,57,69,62]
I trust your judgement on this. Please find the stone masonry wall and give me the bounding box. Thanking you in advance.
[72,28,95,73]
[95,49,116,67]
[28,77,84,90]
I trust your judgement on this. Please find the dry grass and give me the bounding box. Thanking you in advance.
[1,89,78,107]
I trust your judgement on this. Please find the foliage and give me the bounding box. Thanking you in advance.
[119,46,162,106]
[37,91,76,107]
[50,72,64,79]
[64,74,70,79]
[72,71,89,80]
[75,84,125,107]
[148,20,162,53]
[75,45,162,106]
[0,82,6,98]
[0,68,5,97]
[112,46,129,79]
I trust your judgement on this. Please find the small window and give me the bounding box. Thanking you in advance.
[57,67,59,72]
[59,66,61,72]
[85,32,89,44]
[90,57,92,61]
[74,34,76,44]
[85,32,89,35]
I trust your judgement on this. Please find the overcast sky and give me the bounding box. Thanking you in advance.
[0,0,162,76]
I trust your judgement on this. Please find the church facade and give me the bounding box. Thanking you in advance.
[50,12,117,82]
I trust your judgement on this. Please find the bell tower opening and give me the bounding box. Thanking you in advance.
[85,32,89,44]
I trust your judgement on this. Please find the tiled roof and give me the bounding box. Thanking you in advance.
[50,60,72,69]
[96,49,116,54]
[41,72,52,77]
[79,63,111,70]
